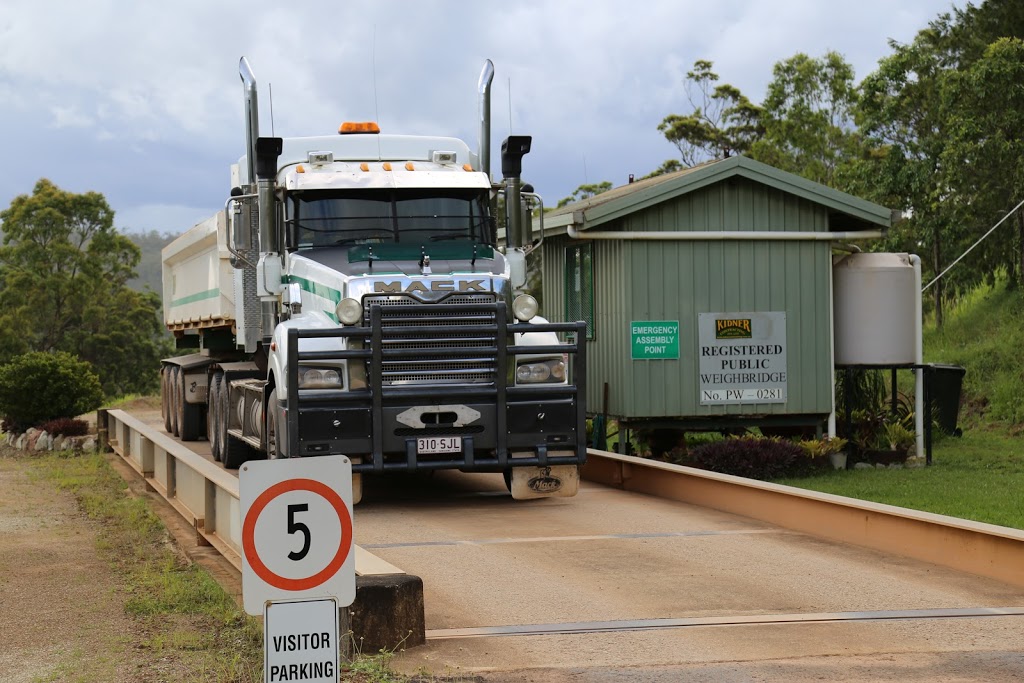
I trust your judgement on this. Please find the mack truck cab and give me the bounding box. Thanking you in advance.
[160,59,587,503]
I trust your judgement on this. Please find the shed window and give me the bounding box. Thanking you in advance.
[564,243,595,339]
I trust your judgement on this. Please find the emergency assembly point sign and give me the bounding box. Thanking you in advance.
[240,455,355,615]
[631,320,680,360]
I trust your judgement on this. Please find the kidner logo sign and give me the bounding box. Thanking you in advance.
[698,312,787,405]
[715,318,752,339]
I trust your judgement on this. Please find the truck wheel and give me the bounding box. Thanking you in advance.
[177,368,203,442]
[221,433,256,470]
[161,367,172,433]
[208,374,223,462]
[170,366,181,437]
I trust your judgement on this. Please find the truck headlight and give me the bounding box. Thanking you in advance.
[336,297,363,325]
[297,366,343,389]
[512,294,539,322]
[515,358,566,384]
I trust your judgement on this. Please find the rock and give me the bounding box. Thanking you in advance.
[34,431,51,451]
[52,435,65,451]
[853,462,874,470]
[15,434,26,450]
[82,437,96,452]
[875,463,887,469]
[888,463,904,470]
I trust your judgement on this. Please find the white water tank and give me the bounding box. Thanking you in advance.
[833,253,916,365]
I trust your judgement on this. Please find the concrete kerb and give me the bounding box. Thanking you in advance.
[99,407,427,651]
[583,448,1024,589]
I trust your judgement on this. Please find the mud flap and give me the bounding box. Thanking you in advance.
[509,464,580,500]
[351,457,363,505]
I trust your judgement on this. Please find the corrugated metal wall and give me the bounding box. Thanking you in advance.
[542,178,834,420]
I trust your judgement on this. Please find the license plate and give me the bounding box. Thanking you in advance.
[416,436,462,454]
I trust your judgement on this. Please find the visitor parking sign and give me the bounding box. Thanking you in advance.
[631,320,680,360]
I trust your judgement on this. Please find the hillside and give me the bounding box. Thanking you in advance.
[126,230,178,295]
[924,278,1024,426]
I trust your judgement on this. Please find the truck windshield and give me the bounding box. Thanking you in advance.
[286,189,493,249]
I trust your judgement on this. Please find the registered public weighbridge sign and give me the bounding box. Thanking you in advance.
[698,312,787,405]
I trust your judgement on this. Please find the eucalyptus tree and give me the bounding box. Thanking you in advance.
[0,179,170,395]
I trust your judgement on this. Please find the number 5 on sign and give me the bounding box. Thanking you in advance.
[239,456,355,615]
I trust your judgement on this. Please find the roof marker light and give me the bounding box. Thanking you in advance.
[405,162,415,171]
[382,162,392,171]
[339,121,381,134]
[463,164,473,172]
[296,165,305,173]
[360,163,369,172]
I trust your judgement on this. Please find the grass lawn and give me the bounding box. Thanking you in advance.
[775,424,1024,530]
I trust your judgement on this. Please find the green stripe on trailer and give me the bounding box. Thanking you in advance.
[170,288,220,307]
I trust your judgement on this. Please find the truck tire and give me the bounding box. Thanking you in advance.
[222,433,256,470]
[176,368,203,442]
[170,366,181,437]
[266,400,282,459]
[161,367,172,433]
[208,373,223,462]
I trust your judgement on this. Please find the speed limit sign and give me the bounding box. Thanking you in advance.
[239,455,355,615]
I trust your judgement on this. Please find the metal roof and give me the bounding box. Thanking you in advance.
[537,155,893,235]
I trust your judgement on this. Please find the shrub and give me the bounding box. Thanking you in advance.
[0,352,104,430]
[690,436,806,480]
[39,417,90,437]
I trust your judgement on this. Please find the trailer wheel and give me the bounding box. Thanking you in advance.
[176,368,203,442]
[170,366,181,437]
[161,366,172,433]
[208,373,223,462]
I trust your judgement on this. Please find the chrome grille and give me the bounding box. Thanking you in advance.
[364,294,499,385]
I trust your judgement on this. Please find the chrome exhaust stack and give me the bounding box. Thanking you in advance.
[239,57,260,187]
[478,59,495,182]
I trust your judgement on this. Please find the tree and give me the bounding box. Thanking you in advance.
[751,51,865,189]
[0,179,170,395]
[657,60,763,167]
[855,18,962,326]
[941,38,1024,290]
[557,181,613,208]
[643,159,684,180]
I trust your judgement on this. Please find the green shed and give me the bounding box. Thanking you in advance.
[534,156,893,443]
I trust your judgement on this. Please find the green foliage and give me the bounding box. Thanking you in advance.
[658,60,763,167]
[798,436,848,459]
[750,51,866,189]
[557,181,613,208]
[690,435,806,480]
[642,159,684,179]
[0,351,103,429]
[924,276,1024,424]
[0,179,171,396]
[775,426,1024,530]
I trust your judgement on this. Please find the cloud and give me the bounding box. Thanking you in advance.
[0,0,960,219]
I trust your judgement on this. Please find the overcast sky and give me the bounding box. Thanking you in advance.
[0,0,960,234]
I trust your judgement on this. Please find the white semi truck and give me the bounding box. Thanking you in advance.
[160,58,586,503]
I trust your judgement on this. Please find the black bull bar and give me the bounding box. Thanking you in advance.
[285,302,587,474]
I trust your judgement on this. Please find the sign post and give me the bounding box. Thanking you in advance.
[240,455,355,683]
[240,455,355,613]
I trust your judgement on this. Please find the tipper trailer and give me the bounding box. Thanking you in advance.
[160,58,586,503]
